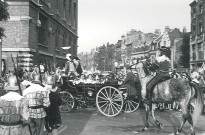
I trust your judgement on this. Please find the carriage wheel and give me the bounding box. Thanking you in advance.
[96,86,124,117]
[59,91,75,113]
[124,96,140,113]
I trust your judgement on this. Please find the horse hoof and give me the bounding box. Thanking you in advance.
[191,132,195,135]
[174,131,179,135]
[159,123,164,129]
[142,127,148,131]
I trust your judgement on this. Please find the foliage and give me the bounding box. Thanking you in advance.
[179,33,190,68]
[0,1,9,38]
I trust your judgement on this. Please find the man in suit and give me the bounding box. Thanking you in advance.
[120,66,141,96]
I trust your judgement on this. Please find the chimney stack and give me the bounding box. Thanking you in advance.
[164,26,170,33]
[183,26,187,33]
[154,29,161,35]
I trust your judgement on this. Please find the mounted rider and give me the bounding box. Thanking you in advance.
[144,46,171,104]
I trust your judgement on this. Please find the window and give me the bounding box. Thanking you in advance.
[38,14,48,46]
[55,28,60,50]
[151,45,154,50]
[192,8,196,18]
[63,0,66,19]
[56,0,59,13]
[198,43,204,60]
[198,23,203,34]
[193,25,196,35]
[192,44,196,60]
[199,5,203,14]
[69,0,72,23]
[74,2,77,28]
[62,32,67,53]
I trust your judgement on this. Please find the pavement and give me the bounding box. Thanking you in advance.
[57,108,205,135]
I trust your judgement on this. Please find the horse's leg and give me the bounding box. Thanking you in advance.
[151,103,164,129]
[187,107,195,135]
[142,104,150,131]
[175,101,188,135]
[187,117,195,135]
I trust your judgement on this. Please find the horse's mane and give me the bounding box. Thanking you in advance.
[136,61,150,77]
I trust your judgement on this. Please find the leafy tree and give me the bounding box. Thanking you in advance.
[179,33,190,68]
[0,1,9,38]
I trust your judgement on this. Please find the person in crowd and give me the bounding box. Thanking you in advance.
[44,75,62,135]
[119,66,141,97]
[64,54,76,78]
[56,67,62,83]
[23,74,50,135]
[145,46,171,105]
[181,72,191,81]
[0,75,30,135]
[30,65,40,81]
[23,69,30,81]
[104,72,118,85]
[72,56,83,77]
[190,72,201,85]
[170,69,180,78]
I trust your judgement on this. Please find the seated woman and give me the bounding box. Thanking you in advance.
[119,66,141,97]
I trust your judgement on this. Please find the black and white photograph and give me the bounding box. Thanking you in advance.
[1,0,205,135]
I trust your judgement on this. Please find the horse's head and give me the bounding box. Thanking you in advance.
[136,61,151,79]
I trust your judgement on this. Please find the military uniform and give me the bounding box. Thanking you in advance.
[0,76,30,135]
[23,75,50,135]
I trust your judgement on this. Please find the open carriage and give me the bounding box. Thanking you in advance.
[59,76,141,117]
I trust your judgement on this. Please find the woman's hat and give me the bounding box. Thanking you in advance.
[4,75,19,91]
[159,46,171,54]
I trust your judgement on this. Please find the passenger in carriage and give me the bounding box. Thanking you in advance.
[104,72,118,85]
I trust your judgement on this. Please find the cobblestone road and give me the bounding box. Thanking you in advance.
[57,108,205,135]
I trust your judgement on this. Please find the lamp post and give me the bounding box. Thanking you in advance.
[36,19,41,72]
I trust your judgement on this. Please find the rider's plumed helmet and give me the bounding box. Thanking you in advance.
[4,75,19,91]
[45,75,55,85]
[32,74,41,84]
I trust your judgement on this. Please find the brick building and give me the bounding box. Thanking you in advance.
[190,0,205,71]
[0,0,78,72]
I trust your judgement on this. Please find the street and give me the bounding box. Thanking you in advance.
[57,108,205,135]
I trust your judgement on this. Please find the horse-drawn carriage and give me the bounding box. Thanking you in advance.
[59,75,141,117]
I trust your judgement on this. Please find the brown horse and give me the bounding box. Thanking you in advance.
[136,62,203,135]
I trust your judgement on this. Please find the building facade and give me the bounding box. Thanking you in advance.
[160,27,183,68]
[0,0,78,72]
[190,0,205,71]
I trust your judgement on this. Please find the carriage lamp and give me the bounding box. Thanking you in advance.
[87,90,93,97]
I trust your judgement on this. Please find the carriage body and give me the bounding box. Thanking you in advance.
[59,75,141,117]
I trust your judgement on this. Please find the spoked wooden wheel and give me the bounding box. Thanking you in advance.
[96,86,124,117]
[124,96,140,113]
[60,91,75,112]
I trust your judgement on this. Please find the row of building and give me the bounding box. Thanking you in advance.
[80,0,205,73]
[0,0,78,73]
[79,26,190,72]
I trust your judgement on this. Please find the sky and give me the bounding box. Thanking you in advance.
[78,0,194,53]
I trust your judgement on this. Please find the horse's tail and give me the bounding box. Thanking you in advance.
[190,85,204,127]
